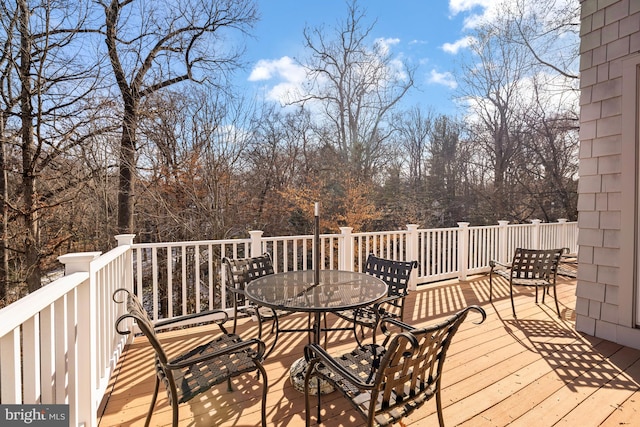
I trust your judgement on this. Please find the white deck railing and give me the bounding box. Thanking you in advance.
[0,219,577,426]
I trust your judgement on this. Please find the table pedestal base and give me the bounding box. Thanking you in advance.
[289,357,334,395]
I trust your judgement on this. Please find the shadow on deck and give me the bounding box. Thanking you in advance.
[99,274,640,426]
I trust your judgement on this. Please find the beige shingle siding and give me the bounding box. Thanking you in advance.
[577,0,627,340]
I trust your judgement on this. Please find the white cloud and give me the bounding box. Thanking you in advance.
[449,0,493,15]
[449,0,577,30]
[248,56,305,82]
[428,69,458,89]
[374,37,400,56]
[248,56,308,104]
[442,36,476,54]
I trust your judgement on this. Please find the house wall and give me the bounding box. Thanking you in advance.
[578,0,640,349]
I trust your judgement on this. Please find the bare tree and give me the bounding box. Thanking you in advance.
[503,0,579,80]
[1,0,104,293]
[458,22,533,221]
[296,0,414,181]
[457,0,579,223]
[101,0,258,233]
[0,2,20,302]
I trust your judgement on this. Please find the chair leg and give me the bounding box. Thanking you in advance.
[552,284,561,317]
[257,363,268,427]
[353,322,365,347]
[322,313,328,348]
[232,305,239,335]
[171,400,179,427]
[436,384,445,427]
[489,272,493,301]
[263,316,279,360]
[144,376,160,427]
[510,282,517,317]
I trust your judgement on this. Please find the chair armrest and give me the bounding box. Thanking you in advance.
[304,343,376,390]
[363,294,402,315]
[154,309,229,330]
[379,317,416,333]
[489,259,511,269]
[167,337,266,369]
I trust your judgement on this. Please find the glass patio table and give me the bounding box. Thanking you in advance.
[245,269,387,394]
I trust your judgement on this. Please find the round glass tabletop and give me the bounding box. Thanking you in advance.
[245,270,387,313]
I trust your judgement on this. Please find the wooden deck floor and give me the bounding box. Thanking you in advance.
[99,274,640,426]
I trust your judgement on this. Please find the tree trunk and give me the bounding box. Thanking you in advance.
[18,0,41,293]
[0,117,8,302]
[117,104,137,233]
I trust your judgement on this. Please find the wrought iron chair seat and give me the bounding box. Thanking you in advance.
[113,288,268,427]
[169,333,262,404]
[331,255,417,346]
[489,247,565,317]
[305,306,486,427]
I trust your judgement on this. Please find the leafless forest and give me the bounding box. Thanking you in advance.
[0,0,579,304]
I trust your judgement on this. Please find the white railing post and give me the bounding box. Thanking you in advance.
[58,251,101,427]
[498,221,510,264]
[115,234,136,293]
[115,234,136,246]
[58,252,102,275]
[406,224,420,291]
[558,218,568,249]
[249,230,264,257]
[531,219,541,249]
[457,222,470,281]
[339,227,354,271]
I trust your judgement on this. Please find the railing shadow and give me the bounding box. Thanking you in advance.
[489,302,639,397]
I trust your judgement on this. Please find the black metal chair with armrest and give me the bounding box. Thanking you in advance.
[329,254,417,346]
[489,247,565,317]
[223,253,309,358]
[305,305,486,426]
[113,288,268,427]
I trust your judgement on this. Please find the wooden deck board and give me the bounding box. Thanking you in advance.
[98,274,640,426]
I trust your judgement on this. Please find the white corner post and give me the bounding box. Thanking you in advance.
[57,251,102,427]
[557,218,568,249]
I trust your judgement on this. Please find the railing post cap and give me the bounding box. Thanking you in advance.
[406,224,420,231]
[58,251,102,274]
[498,220,510,226]
[339,226,353,234]
[457,222,470,228]
[558,218,568,223]
[531,219,542,224]
[115,234,136,246]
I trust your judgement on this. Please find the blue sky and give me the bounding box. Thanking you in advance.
[235,0,492,116]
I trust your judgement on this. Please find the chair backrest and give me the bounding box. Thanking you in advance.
[364,254,417,298]
[510,248,564,280]
[114,288,170,365]
[222,253,274,306]
[371,305,486,425]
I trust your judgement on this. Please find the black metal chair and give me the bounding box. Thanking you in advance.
[113,288,268,427]
[305,305,487,426]
[489,247,565,317]
[330,254,417,346]
[223,253,307,358]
